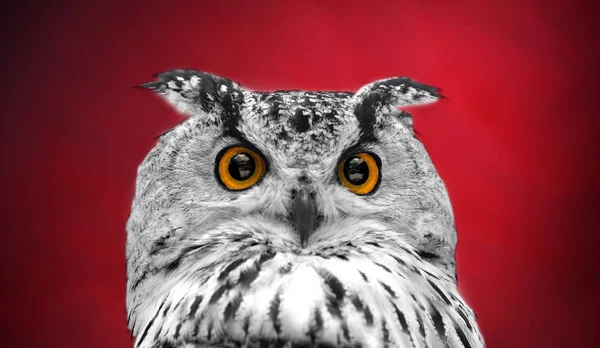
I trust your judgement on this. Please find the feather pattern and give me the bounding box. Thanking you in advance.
[127,70,484,347]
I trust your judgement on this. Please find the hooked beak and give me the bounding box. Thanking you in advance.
[288,187,320,248]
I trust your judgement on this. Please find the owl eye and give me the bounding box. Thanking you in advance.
[337,153,380,195]
[217,146,266,190]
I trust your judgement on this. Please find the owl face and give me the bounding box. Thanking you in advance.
[126,70,482,348]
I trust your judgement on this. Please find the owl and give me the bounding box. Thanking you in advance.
[126,69,485,348]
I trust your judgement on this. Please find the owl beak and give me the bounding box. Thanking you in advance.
[289,187,319,248]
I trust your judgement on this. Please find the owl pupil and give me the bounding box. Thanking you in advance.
[229,153,255,180]
[344,157,369,185]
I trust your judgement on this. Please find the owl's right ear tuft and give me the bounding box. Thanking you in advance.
[139,69,245,118]
[352,77,443,139]
[353,76,443,111]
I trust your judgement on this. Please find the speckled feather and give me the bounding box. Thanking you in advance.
[127,70,484,348]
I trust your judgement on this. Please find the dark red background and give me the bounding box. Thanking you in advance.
[2,1,599,347]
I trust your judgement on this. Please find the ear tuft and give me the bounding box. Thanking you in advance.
[352,76,443,138]
[139,69,245,118]
[354,76,443,109]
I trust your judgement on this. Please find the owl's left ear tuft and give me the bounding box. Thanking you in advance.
[139,69,245,118]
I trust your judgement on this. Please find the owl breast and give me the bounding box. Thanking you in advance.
[132,219,481,348]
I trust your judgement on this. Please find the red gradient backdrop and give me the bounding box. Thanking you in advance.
[2,1,599,347]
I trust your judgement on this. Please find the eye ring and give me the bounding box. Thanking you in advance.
[337,153,380,195]
[216,146,266,190]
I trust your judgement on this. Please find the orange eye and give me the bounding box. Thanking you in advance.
[337,153,380,195]
[217,146,266,190]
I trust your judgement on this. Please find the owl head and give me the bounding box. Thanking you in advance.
[126,70,480,348]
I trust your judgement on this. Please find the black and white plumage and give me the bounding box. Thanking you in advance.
[126,69,485,348]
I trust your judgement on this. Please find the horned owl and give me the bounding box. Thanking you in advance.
[126,69,485,348]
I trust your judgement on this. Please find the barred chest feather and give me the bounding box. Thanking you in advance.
[131,231,484,348]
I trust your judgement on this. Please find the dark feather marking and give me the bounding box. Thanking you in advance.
[224,295,243,321]
[394,270,407,279]
[206,321,213,340]
[392,303,410,334]
[218,81,243,137]
[456,306,473,331]
[399,245,413,254]
[164,256,182,274]
[416,250,440,260]
[131,271,150,290]
[218,258,246,281]
[161,302,171,318]
[149,234,171,256]
[427,279,451,305]
[257,250,277,265]
[279,262,293,274]
[354,93,379,142]
[422,268,440,279]
[127,305,137,326]
[342,241,355,248]
[173,295,187,311]
[318,268,346,301]
[197,73,217,111]
[366,241,382,248]
[379,281,397,298]
[317,268,346,319]
[153,325,162,342]
[238,267,260,288]
[315,343,338,348]
[267,103,280,120]
[309,307,324,343]
[237,250,275,288]
[188,295,203,318]
[382,318,390,347]
[336,254,349,261]
[374,262,392,273]
[230,233,254,243]
[242,315,251,338]
[392,303,415,347]
[173,322,182,339]
[341,321,351,342]
[269,290,282,335]
[326,294,343,318]
[390,254,407,267]
[157,341,176,348]
[455,322,473,348]
[291,342,315,348]
[136,299,167,347]
[350,294,362,309]
[273,339,289,348]
[364,305,374,326]
[191,322,199,337]
[180,242,213,255]
[411,293,426,311]
[358,270,369,282]
[429,303,449,346]
[292,108,311,132]
[209,284,228,304]
[415,311,429,348]
[350,294,373,327]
